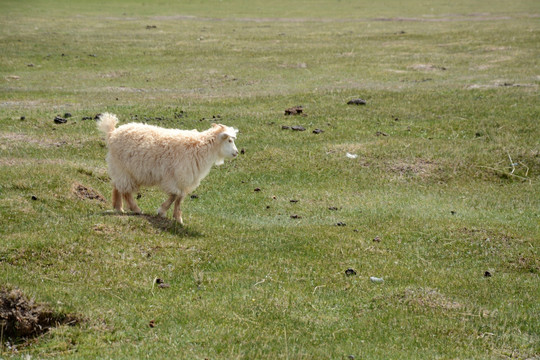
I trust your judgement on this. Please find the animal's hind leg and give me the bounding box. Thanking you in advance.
[112,186,123,213]
[157,194,177,218]
[122,192,141,214]
[173,194,185,225]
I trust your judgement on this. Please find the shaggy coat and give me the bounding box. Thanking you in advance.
[97,113,238,224]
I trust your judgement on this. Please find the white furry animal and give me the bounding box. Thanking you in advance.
[97,113,239,224]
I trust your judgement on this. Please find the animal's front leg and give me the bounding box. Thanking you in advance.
[157,194,177,218]
[112,186,123,213]
[173,194,185,225]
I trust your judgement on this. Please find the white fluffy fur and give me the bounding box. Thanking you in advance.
[97,113,238,224]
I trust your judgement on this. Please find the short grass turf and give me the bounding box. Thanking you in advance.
[0,0,539,359]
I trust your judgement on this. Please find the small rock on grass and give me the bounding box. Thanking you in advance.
[312,129,324,134]
[291,125,306,131]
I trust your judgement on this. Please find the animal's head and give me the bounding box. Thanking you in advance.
[213,124,239,165]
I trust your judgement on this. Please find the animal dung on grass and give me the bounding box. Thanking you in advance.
[282,125,306,131]
[96,113,239,225]
[284,106,305,115]
[156,278,170,288]
[345,268,357,276]
[347,98,367,105]
[54,115,67,124]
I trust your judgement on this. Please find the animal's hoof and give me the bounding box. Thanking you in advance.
[157,210,167,218]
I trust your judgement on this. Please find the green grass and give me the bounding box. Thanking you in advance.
[1,0,539,358]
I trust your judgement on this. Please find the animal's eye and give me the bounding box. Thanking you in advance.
[228,139,232,143]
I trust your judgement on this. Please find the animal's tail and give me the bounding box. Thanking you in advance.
[96,113,118,144]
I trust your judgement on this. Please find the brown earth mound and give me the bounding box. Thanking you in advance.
[72,182,106,202]
[0,288,79,340]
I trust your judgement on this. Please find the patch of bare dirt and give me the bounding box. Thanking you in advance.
[0,288,79,341]
[390,159,439,179]
[0,133,67,148]
[0,100,45,108]
[72,182,106,202]
[466,82,538,90]
[409,64,447,71]
[396,287,463,311]
[148,13,538,23]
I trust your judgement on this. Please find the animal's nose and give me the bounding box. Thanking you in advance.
[233,150,239,157]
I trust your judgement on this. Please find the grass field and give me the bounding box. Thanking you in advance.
[1,0,539,358]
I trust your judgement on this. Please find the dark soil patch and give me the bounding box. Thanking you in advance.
[72,182,106,202]
[0,288,79,341]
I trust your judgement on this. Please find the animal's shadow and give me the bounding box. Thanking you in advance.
[102,211,202,237]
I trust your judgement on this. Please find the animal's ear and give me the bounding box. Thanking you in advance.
[219,132,230,141]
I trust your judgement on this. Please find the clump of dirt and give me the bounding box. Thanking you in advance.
[72,182,106,202]
[0,288,79,341]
